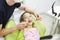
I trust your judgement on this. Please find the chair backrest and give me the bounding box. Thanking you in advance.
[32,15,46,37]
[4,19,19,40]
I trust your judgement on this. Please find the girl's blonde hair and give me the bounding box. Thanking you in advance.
[20,12,34,27]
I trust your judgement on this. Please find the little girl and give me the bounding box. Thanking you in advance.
[20,12,40,40]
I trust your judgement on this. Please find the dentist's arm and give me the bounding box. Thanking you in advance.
[0,22,26,36]
[6,0,41,20]
[19,4,41,20]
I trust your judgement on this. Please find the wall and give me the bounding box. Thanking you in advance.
[24,0,55,13]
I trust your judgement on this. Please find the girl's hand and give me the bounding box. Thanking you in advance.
[16,22,27,30]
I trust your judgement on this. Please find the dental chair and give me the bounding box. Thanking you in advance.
[4,14,52,40]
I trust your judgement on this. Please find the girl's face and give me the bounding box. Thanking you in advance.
[23,13,33,26]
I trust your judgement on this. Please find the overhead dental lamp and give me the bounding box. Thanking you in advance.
[52,1,60,17]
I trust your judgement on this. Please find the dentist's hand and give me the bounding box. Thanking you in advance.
[34,13,41,20]
[16,22,27,30]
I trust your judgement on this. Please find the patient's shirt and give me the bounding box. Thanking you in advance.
[24,28,40,40]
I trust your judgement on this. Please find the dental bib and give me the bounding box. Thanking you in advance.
[24,28,40,40]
